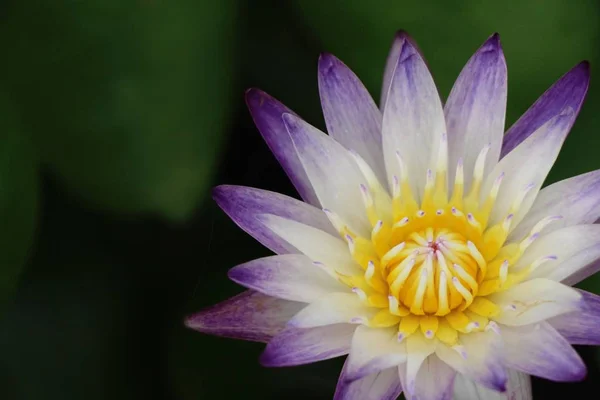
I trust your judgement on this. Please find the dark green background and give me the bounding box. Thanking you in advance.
[0,1,599,399]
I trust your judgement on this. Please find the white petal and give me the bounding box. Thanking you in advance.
[258,214,361,276]
[453,369,532,400]
[436,330,507,392]
[515,224,600,284]
[228,254,349,303]
[345,326,407,380]
[482,108,575,227]
[288,292,375,328]
[260,323,356,367]
[382,35,446,198]
[445,34,507,190]
[400,333,437,396]
[508,170,600,242]
[488,279,581,326]
[283,113,370,235]
[400,355,456,400]
[501,322,586,382]
[334,362,403,400]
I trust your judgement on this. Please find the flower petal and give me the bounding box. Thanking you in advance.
[400,333,437,397]
[258,214,360,275]
[318,54,386,185]
[501,61,590,157]
[245,89,319,205]
[517,224,600,285]
[453,369,532,400]
[283,113,371,235]
[381,34,445,197]
[213,185,337,255]
[259,323,356,367]
[185,291,304,343]
[483,108,576,227]
[436,330,507,392]
[399,355,456,400]
[549,289,600,345]
[380,31,425,111]
[345,326,407,381]
[488,279,581,326]
[508,170,600,242]
[228,254,349,303]
[287,292,375,328]
[334,361,403,400]
[501,322,586,382]
[445,33,507,189]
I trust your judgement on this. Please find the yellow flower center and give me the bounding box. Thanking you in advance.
[324,140,560,347]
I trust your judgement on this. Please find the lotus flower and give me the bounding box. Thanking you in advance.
[186,32,599,400]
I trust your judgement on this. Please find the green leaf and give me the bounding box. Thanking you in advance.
[4,1,238,222]
[0,94,38,313]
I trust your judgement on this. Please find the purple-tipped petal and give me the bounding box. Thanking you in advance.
[246,89,319,206]
[516,225,600,285]
[380,31,426,111]
[345,326,407,381]
[488,279,582,325]
[185,291,304,343]
[501,61,590,157]
[436,330,507,392]
[287,292,374,328]
[382,34,445,196]
[318,54,386,185]
[228,254,348,303]
[259,323,355,367]
[550,289,600,345]
[334,360,402,400]
[398,356,456,400]
[212,185,336,255]
[508,170,600,242]
[403,334,437,397]
[445,33,507,189]
[483,108,576,227]
[257,214,361,276]
[501,322,586,382]
[453,369,532,400]
[283,113,371,236]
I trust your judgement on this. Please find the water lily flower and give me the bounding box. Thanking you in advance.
[186,32,599,399]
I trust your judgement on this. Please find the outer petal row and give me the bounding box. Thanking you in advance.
[185,291,304,343]
[245,89,319,206]
[213,185,337,255]
[501,61,590,157]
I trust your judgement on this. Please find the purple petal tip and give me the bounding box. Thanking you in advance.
[578,60,590,72]
[258,349,277,367]
[244,87,263,104]
[480,32,503,54]
[211,184,229,203]
[318,52,345,76]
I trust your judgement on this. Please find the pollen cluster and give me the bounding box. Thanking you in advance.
[324,136,559,347]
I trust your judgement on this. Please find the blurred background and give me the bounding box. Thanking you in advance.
[0,0,599,399]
